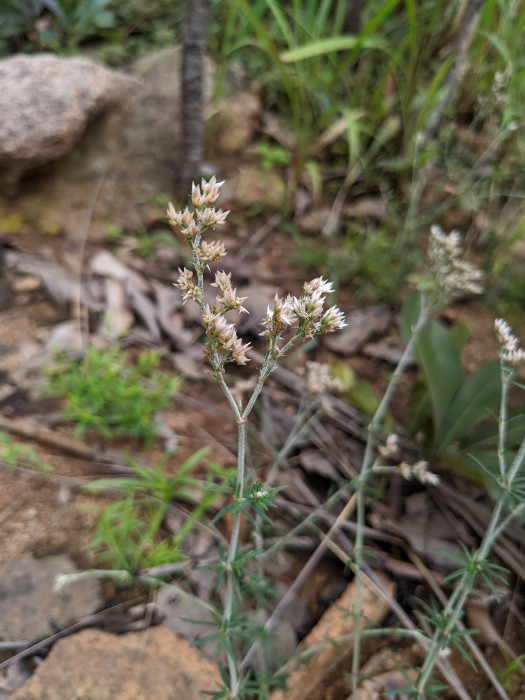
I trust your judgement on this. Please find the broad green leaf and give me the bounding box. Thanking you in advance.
[435,360,501,453]
[332,361,380,416]
[407,379,431,438]
[414,321,463,438]
[462,411,525,450]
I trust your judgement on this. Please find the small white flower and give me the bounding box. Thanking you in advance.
[438,646,452,659]
[495,318,525,366]
[303,276,335,296]
[379,434,400,459]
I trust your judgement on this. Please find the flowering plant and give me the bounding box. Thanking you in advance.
[167,176,345,697]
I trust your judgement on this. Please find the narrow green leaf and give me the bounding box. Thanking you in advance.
[462,411,525,449]
[413,55,455,135]
[280,35,390,62]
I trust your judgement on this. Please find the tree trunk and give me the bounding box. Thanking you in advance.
[178,0,211,198]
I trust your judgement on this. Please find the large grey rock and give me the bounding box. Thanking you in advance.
[0,48,213,239]
[0,47,264,240]
[0,54,136,190]
[0,555,102,641]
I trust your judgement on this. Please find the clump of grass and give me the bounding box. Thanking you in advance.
[45,345,181,446]
[83,447,231,570]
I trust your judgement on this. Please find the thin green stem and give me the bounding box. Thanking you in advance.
[221,416,247,697]
[498,365,512,478]
[415,380,525,696]
[351,303,429,696]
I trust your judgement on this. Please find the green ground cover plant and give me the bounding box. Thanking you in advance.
[209,0,525,304]
[0,431,53,472]
[83,448,231,570]
[44,345,181,446]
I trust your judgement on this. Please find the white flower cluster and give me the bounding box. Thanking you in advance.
[491,69,510,108]
[169,178,345,368]
[167,176,229,243]
[174,267,203,305]
[202,305,252,366]
[304,361,343,395]
[495,318,525,366]
[398,460,440,486]
[428,225,483,301]
[261,277,346,344]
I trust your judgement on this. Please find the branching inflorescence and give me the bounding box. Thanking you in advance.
[167,176,345,697]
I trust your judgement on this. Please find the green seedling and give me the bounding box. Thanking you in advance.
[110,224,182,259]
[0,431,54,472]
[256,141,290,171]
[45,345,181,446]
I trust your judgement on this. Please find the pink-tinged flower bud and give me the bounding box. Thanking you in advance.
[211,270,233,292]
[196,240,226,263]
[201,175,225,205]
[174,268,203,305]
[427,225,483,302]
[192,176,225,207]
[319,306,347,333]
[195,207,230,228]
[495,318,525,366]
[303,276,335,296]
[181,218,201,240]
[167,204,194,230]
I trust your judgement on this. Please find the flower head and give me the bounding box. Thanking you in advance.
[398,460,440,486]
[427,225,483,303]
[195,207,229,228]
[495,318,525,366]
[303,276,335,296]
[174,267,203,305]
[318,306,347,333]
[195,240,226,263]
[191,176,225,207]
[260,294,295,338]
[211,271,248,314]
[202,306,251,365]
